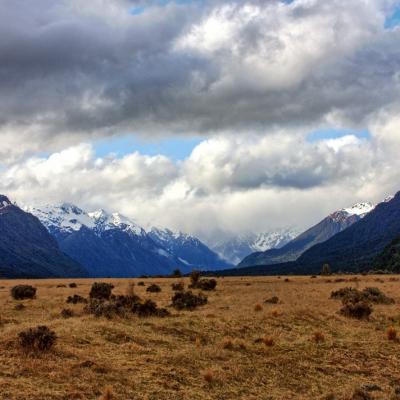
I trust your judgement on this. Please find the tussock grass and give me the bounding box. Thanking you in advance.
[0,275,400,399]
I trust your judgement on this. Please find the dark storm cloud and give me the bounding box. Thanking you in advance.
[0,0,399,155]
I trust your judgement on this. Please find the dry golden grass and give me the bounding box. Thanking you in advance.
[1,275,400,399]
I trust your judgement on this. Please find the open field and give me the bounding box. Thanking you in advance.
[1,275,400,399]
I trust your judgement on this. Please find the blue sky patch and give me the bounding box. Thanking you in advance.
[94,135,203,160]
[385,6,400,29]
[307,128,371,142]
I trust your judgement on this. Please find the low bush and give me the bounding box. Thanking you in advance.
[265,296,279,304]
[171,290,207,310]
[171,282,184,291]
[146,284,161,293]
[85,294,168,318]
[89,282,114,300]
[61,308,74,318]
[132,299,170,317]
[11,285,36,300]
[57,284,67,288]
[340,301,372,319]
[387,326,397,341]
[190,278,217,291]
[254,304,263,312]
[331,287,394,305]
[67,294,87,304]
[137,281,145,286]
[18,325,56,353]
[69,283,78,288]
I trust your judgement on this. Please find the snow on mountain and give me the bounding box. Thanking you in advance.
[342,202,375,216]
[88,209,145,236]
[211,228,299,265]
[148,227,233,270]
[25,203,96,233]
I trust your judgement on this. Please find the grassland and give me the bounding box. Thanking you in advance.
[1,275,400,399]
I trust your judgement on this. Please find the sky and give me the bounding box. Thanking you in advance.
[1,0,400,241]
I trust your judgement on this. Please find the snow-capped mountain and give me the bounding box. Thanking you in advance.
[148,227,232,269]
[239,201,376,268]
[211,228,299,265]
[26,203,231,276]
[0,196,87,278]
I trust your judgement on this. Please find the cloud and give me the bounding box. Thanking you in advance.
[1,0,400,162]
[1,122,398,239]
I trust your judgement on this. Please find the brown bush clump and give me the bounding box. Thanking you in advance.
[313,331,325,343]
[11,285,37,300]
[14,303,25,311]
[57,284,67,288]
[85,294,168,319]
[18,325,57,353]
[171,290,207,310]
[132,299,170,317]
[69,283,78,288]
[146,284,161,293]
[61,308,74,318]
[67,294,88,304]
[171,282,184,291]
[137,281,145,286]
[89,282,114,300]
[190,270,201,286]
[190,278,217,291]
[340,301,372,320]
[387,326,397,341]
[351,388,374,400]
[254,304,263,312]
[331,287,394,305]
[99,385,114,400]
[265,296,279,304]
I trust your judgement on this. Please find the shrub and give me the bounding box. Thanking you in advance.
[321,263,331,275]
[202,369,214,385]
[67,294,87,304]
[171,282,184,291]
[313,331,325,343]
[132,299,169,317]
[387,326,397,341]
[137,281,145,286]
[351,388,374,400]
[254,304,263,312]
[69,283,78,288]
[85,299,127,319]
[61,308,74,318]
[171,290,207,310]
[146,284,161,293]
[331,287,394,305]
[172,268,182,278]
[265,296,279,304]
[190,278,217,291]
[89,282,114,300]
[15,303,25,311]
[222,337,234,350]
[11,285,36,300]
[18,325,56,352]
[340,301,372,319]
[57,284,67,288]
[99,385,114,400]
[190,270,201,286]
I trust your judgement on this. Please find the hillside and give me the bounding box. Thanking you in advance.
[239,202,374,268]
[0,196,87,278]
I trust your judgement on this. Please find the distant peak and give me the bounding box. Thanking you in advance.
[342,201,375,216]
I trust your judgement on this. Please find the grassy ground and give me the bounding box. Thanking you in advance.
[1,275,400,399]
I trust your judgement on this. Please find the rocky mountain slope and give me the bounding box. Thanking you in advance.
[0,196,87,278]
[239,202,374,268]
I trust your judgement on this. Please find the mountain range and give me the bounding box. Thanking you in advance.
[0,196,87,278]
[25,203,231,277]
[239,202,375,268]
[220,194,400,276]
[210,228,299,265]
